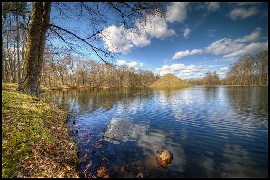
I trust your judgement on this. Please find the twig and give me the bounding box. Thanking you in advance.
[47,24,109,64]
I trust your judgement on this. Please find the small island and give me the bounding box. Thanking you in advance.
[150,73,194,88]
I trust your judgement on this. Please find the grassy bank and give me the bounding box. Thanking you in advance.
[2,83,79,178]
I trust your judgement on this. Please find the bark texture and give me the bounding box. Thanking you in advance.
[17,2,51,97]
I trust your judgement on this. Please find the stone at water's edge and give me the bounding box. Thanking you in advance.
[158,150,173,168]
[144,150,173,172]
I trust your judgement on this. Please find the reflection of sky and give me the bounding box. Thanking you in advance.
[41,86,268,177]
[158,87,267,141]
[115,99,140,115]
[197,142,268,177]
[104,117,186,172]
[219,143,268,177]
[149,87,267,177]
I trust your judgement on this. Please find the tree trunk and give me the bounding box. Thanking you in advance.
[17,2,51,97]
[16,12,21,84]
[82,71,85,86]
[12,41,16,83]
[21,34,25,81]
[2,36,4,82]
[4,35,9,82]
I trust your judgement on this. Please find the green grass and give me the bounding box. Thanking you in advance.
[2,82,80,178]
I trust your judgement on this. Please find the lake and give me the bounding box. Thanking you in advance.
[40,86,268,178]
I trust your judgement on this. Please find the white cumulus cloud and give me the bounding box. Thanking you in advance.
[100,24,151,54]
[116,60,143,69]
[155,63,206,76]
[205,27,266,58]
[229,7,258,21]
[116,60,128,66]
[223,41,268,58]
[100,25,133,54]
[198,73,203,76]
[121,25,151,48]
[100,2,191,55]
[234,28,262,43]
[166,2,189,23]
[195,2,220,17]
[173,49,203,60]
[204,38,245,55]
[171,27,267,60]
[128,61,143,68]
[183,27,191,38]
[206,2,220,12]
[136,10,175,39]
[100,8,176,54]
[220,67,229,72]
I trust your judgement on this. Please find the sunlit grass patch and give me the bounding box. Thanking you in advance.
[2,83,79,178]
[2,82,19,91]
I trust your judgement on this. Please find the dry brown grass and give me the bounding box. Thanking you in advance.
[150,73,194,87]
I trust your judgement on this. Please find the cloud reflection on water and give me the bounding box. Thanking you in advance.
[40,86,267,177]
[104,117,186,173]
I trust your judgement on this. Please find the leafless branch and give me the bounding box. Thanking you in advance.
[49,28,82,55]
[48,24,110,64]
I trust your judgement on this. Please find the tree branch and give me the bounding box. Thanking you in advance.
[81,2,106,24]
[108,2,127,26]
[85,31,100,40]
[49,28,82,55]
[47,23,109,64]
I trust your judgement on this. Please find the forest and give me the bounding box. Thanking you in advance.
[3,36,160,88]
[40,51,160,88]
[186,50,268,86]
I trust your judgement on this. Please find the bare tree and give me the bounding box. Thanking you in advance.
[17,2,51,96]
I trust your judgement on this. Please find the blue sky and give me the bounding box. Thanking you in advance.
[50,2,268,79]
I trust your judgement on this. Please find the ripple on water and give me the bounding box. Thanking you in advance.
[40,86,268,178]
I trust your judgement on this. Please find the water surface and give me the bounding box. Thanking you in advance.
[40,86,268,178]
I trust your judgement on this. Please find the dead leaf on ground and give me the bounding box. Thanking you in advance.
[96,166,107,177]
[86,160,92,169]
[137,173,143,178]
[221,172,225,177]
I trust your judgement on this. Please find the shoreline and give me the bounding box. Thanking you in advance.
[39,84,268,92]
[194,85,268,87]
[39,85,148,92]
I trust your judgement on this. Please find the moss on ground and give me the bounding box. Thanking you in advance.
[2,82,80,178]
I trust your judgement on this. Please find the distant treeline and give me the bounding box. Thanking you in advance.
[40,54,161,88]
[186,50,268,86]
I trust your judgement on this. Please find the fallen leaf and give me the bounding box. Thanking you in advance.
[120,166,124,172]
[96,166,107,177]
[86,160,92,169]
[95,144,102,148]
[137,173,143,178]
[221,172,225,177]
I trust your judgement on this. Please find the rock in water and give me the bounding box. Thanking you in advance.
[158,150,173,168]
